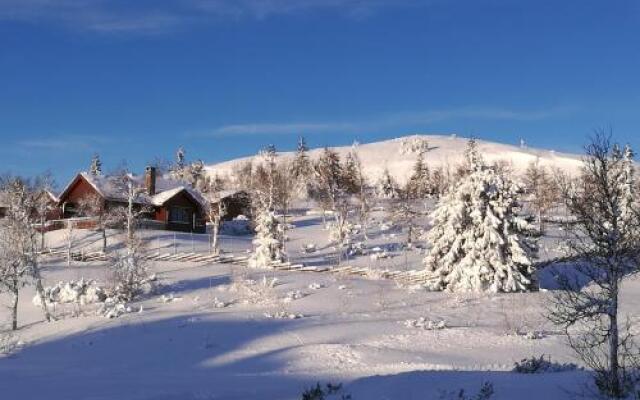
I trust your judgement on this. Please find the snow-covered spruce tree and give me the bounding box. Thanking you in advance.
[170,146,187,181]
[90,153,102,176]
[248,146,287,268]
[423,139,536,293]
[291,136,313,199]
[376,166,399,199]
[407,150,431,199]
[248,209,285,268]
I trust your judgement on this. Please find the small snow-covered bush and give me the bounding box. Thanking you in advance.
[33,278,107,307]
[512,355,579,374]
[97,299,136,319]
[308,282,324,290]
[404,317,447,330]
[0,333,19,356]
[302,243,318,254]
[212,297,228,308]
[300,382,350,400]
[264,311,303,319]
[439,382,494,400]
[283,290,306,303]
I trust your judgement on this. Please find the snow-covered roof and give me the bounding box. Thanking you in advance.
[59,172,207,208]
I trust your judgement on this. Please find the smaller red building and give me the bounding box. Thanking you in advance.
[57,167,207,233]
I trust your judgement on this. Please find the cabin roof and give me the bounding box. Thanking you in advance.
[58,172,208,208]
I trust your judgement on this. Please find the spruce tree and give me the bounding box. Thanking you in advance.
[90,153,102,176]
[248,210,285,268]
[376,167,398,199]
[423,140,536,293]
[407,150,431,198]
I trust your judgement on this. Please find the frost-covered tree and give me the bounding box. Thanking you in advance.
[376,167,399,199]
[549,133,640,398]
[423,139,536,293]
[346,146,371,241]
[524,159,559,234]
[292,136,312,198]
[310,147,346,223]
[189,159,206,190]
[90,153,102,176]
[0,177,52,329]
[248,210,285,268]
[33,172,56,251]
[407,150,431,199]
[78,193,119,253]
[170,146,187,181]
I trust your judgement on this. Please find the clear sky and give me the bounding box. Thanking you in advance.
[1,0,639,187]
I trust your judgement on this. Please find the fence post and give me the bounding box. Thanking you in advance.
[173,232,177,255]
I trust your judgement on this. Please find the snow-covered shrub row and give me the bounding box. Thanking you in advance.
[97,299,139,319]
[512,355,580,374]
[403,317,447,330]
[264,311,303,319]
[32,278,107,308]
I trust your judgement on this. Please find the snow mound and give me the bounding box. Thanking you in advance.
[33,279,106,307]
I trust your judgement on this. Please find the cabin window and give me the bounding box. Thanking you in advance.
[169,206,192,224]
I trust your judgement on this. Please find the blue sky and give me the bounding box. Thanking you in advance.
[1,0,639,187]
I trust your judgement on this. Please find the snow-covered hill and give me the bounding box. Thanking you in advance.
[204,134,583,185]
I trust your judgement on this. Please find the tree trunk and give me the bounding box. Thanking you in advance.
[40,216,46,252]
[102,228,108,253]
[608,284,621,397]
[32,259,52,323]
[11,287,18,331]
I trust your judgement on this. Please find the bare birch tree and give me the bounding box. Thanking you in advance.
[548,132,640,398]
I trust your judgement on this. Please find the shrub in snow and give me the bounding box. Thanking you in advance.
[512,355,579,374]
[248,210,285,268]
[97,299,135,319]
[404,317,447,330]
[283,290,306,303]
[33,279,106,307]
[423,139,536,293]
[0,333,19,356]
[264,311,303,319]
[300,382,351,400]
[302,243,318,253]
[110,252,153,302]
[308,282,324,290]
[438,381,494,400]
[211,297,228,308]
[347,241,367,257]
[160,293,183,303]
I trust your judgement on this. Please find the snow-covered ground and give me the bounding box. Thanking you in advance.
[2,206,638,399]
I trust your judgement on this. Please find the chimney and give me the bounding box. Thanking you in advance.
[145,166,156,196]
